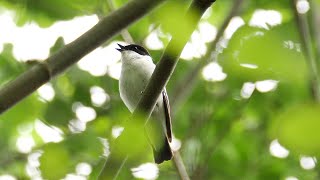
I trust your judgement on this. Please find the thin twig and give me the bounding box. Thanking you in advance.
[106,0,134,44]
[171,0,244,112]
[172,151,190,180]
[308,1,320,177]
[114,156,129,180]
[291,0,320,102]
[309,0,320,72]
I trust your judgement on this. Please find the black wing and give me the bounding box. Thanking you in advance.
[162,89,172,142]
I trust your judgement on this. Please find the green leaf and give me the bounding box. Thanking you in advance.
[64,132,103,162]
[50,37,65,55]
[0,94,44,138]
[220,23,307,86]
[272,103,320,156]
[0,0,102,27]
[40,143,71,180]
[44,97,73,127]
[0,44,24,85]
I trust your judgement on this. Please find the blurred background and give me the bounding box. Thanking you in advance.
[1,0,320,179]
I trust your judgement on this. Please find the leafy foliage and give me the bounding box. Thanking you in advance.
[1,0,320,179]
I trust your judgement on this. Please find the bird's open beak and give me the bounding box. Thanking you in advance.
[116,43,125,52]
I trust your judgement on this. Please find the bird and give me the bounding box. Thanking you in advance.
[116,43,173,164]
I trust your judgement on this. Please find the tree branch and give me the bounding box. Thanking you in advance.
[172,151,190,180]
[291,0,320,102]
[99,0,215,179]
[309,0,320,73]
[0,0,165,114]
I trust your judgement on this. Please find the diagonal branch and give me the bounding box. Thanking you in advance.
[98,1,190,178]
[172,150,190,180]
[0,0,165,114]
[132,0,215,119]
[99,0,216,179]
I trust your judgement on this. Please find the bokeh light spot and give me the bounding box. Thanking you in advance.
[300,156,316,170]
[249,10,282,29]
[131,163,159,180]
[202,62,227,82]
[90,86,110,107]
[240,82,255,99]
[37,83,55,101]
[269,139,289,158]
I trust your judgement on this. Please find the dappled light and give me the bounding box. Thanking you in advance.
[0,11,98,60]
[249,10,282,30]
[26,151,42,179]
[1,0,320,179]
[171,136,182,151]
[269,139,289,158]
[69,119,86,133]
[111,125,124,138]
[300,156,316,170]
[225,16,245,39]
[90,86,110,107]
[64,174,86,180]
[296,0,310,14]
[145,28,164,50]
[255,80,278,93]
[74,103,96,122]
[199,22,217,43]
[99,137,110,158]
[180,23,216,60]
[107,61,122,80]
[285,177,298,180]
[34,119,64,143]
[0,175,16,180]
[240,82,255,99]
[16,135,35,153]
[37,83,55,101]
[76,162,92,176]
[202,62,227,82]
[78,42,122,77]
[131,163,159,180]
[240,63,258,69]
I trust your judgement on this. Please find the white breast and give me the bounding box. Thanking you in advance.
[119,51,156,112]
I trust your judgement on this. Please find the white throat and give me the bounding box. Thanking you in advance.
[121,51,153,64]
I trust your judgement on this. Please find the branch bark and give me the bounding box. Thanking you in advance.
[309,0,320,75]
[99,0,215,179]
[0,0,165,113]
[172,151,190,180]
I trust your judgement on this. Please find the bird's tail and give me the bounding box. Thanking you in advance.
[153,138,173,164]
